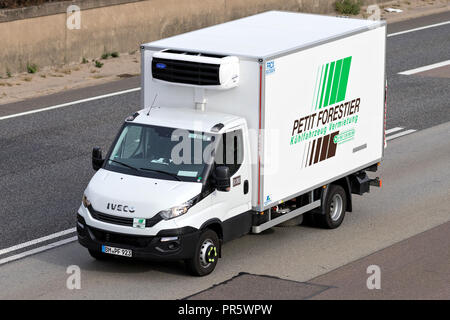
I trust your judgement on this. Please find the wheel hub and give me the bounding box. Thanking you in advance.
[199,239,217,268]
[330,193,343,221]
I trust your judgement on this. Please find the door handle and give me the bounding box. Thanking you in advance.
[243,180,249,194]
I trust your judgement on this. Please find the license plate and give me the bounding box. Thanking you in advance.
[102,245,132,257]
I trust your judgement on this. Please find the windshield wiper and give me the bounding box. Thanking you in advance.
[139,167,181,181]
[108,160,181,181]
[108,159,139,171]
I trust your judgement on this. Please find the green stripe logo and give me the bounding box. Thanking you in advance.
[313,56,352,110]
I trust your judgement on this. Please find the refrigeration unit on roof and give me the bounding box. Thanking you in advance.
[151,50,240,90]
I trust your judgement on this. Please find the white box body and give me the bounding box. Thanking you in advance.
[141,11,386,210]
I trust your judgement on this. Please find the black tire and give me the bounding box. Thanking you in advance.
[88,249,111,261]
[186,229,220,276]
[316,184,347,229]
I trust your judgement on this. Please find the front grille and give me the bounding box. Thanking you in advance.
[89,206,133,226]
[89,227,155,248]
[88,206,162,228]
[152,57,220,86]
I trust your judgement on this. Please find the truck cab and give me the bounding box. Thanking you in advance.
[78,107,253,275]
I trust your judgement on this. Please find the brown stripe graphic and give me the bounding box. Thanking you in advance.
[309,140,316,166]
[305,141,311,167]
[314,137,322,164]
[327,131,339,158]
[320,135,330,162]
[304,131,340,168]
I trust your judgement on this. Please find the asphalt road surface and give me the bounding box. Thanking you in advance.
[0,12,449,299]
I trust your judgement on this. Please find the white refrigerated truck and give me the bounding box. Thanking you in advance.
[77,11,386,275]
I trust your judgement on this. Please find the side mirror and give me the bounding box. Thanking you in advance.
[214,166,230,192]
[92,147,104,171]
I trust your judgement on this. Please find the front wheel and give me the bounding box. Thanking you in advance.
[186,229,220,276]
[316,184,347,229]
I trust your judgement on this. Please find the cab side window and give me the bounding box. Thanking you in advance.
[117,125,143,159]
[215,129,244,176]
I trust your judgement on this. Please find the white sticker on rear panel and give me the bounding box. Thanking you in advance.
[177,171,198,177]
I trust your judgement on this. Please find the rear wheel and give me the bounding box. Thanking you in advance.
[186,229,220,276]
[316,184,347,229]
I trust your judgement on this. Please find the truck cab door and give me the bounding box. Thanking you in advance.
[210,124,252,224]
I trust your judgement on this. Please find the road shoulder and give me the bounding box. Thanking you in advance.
[309,221,450,299]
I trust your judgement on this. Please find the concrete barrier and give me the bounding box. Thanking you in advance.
[0,0,383,74]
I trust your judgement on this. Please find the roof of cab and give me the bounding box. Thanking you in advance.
[132,107,243,133]
[143,11,385,59]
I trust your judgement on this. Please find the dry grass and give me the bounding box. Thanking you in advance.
[56,68,72,75]
[0,50,141,105]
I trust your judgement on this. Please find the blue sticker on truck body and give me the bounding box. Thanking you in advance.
[266,61,275,75]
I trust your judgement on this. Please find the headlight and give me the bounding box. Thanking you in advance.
[82,194,91,208]
[159,199,195,220]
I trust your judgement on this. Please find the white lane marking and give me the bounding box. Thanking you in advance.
[386,127,404,134]
[386,129,416,141]
[398,60,450,75]
[0,228,76,256]
[0,87,140,121]
[388,20,450,37]
[0,236,77,266]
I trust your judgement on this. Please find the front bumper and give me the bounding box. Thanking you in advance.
[77,214,199,261]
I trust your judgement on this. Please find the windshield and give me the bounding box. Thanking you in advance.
[104,123,218,182]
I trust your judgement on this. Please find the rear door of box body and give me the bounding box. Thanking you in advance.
[260,26,386,210]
